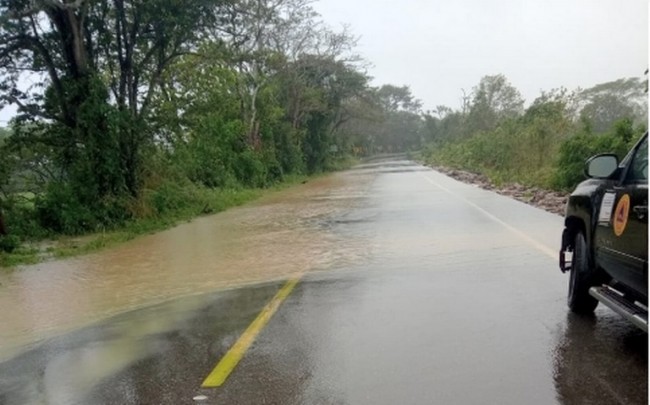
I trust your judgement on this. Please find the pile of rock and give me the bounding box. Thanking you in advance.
[430,166,568,216]
[496,184,568,216]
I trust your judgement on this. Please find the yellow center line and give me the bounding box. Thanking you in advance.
[201,276,302,388]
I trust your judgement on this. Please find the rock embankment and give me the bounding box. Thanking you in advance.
[430,166,568,216]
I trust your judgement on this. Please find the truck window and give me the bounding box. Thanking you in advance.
[627,137,648,182]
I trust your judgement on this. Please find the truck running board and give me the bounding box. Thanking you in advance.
[589,286,648,332]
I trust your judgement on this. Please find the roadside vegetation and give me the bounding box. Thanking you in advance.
[0,1,645,266]
[0,0,421,266]
[420,75,647,191]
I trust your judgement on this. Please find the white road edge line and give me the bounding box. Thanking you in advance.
[418,172,557,260]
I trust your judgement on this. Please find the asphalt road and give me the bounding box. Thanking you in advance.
[0,159,646,405]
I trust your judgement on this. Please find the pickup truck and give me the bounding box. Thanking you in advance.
[559,133,648,330]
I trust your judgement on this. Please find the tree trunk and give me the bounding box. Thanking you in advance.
[0,211,6,236]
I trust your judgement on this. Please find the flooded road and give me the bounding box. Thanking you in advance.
[0,158,646,404]
[0,171,373,360]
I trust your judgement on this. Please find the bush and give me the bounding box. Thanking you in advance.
[552,119,640,190]
[422,110,644,192]
[234,149,267,187]
[35,184,98,234]
[0,234,20,253]
[3,203,44,239]
[147,181,190,216]
[34,183,132,234]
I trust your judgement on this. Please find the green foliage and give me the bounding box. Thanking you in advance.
[233,149,267,187]
[466,74,524,133]
[2,197,45,239]
[424,93,574,188]
[35,185,97,234]
[0,245,40,267]
[272,123,305,174]
[0,234,19,253]
[421,75,646,192]
[552,118,642,190]
[0,182,279,266]
[576,77,647,133]
[5,0,642,264]
[335,85,425,154]
[34,182,132,235]
[147,181,190,216]
[0,0,375,257]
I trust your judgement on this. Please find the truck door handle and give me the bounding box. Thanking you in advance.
[633,205,647,219]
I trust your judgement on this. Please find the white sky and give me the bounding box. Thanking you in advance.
[313,0,649,111]
[0,0,646,123]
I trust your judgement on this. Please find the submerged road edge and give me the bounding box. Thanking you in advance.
[201,276,302,388]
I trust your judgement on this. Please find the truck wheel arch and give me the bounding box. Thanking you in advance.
[564,216,587,250]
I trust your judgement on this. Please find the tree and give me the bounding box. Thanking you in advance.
[467,74,523,133]
[0,0,385,240]
[212,0,304,147]
[0,0,221,201]
[276,55,367,171]
[376,85,422,113]
[375,85,423,151]
[0,0,229,234]
[579,94,636,134]
[574,77,647,134]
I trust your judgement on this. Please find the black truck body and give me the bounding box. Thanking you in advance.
[560,133,648,330]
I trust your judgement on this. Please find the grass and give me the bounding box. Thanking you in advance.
[0,174,315,269]
[0,246,40,267]
[0,153,361,270]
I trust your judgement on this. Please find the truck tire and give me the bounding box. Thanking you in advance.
[568,231,599,313]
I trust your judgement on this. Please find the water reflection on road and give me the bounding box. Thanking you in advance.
[0,169,377,360]
[0,158,646,405]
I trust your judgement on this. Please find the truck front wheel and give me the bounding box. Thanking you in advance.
[568,231,599,313]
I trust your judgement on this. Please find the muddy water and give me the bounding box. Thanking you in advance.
[0,170,376,360]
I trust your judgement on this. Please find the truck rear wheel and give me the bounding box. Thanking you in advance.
[568,231,599,313]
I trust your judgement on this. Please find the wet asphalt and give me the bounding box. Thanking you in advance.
[0,159,647,405]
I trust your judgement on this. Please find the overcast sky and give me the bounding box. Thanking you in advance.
[313,0,648,111]
[0,0,646,123]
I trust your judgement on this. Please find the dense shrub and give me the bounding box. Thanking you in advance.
[146,181,195,216]
[0,234,20,253]
[422,98,644,191]
[424,108,572,188]
[35,184,99,234]
[552,119,641,190]
[3,202,46,239]
[233,149,268,187]
[33,183,132,235]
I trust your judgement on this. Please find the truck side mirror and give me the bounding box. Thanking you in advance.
[585,154,618,179]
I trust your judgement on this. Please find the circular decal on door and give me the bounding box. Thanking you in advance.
[613,194,631,236]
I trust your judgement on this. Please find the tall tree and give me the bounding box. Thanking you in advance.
[467,74,523,133]
[376,85,422,113]
[0,0,220,198]
[271,54,364,171]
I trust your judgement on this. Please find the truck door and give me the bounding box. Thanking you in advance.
[595,136,648,298]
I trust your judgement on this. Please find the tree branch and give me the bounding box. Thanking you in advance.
[4,94,56,121]
[26,16,70,121]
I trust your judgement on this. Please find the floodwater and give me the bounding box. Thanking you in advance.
[0,158,645,404]
[0,169,376,361]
